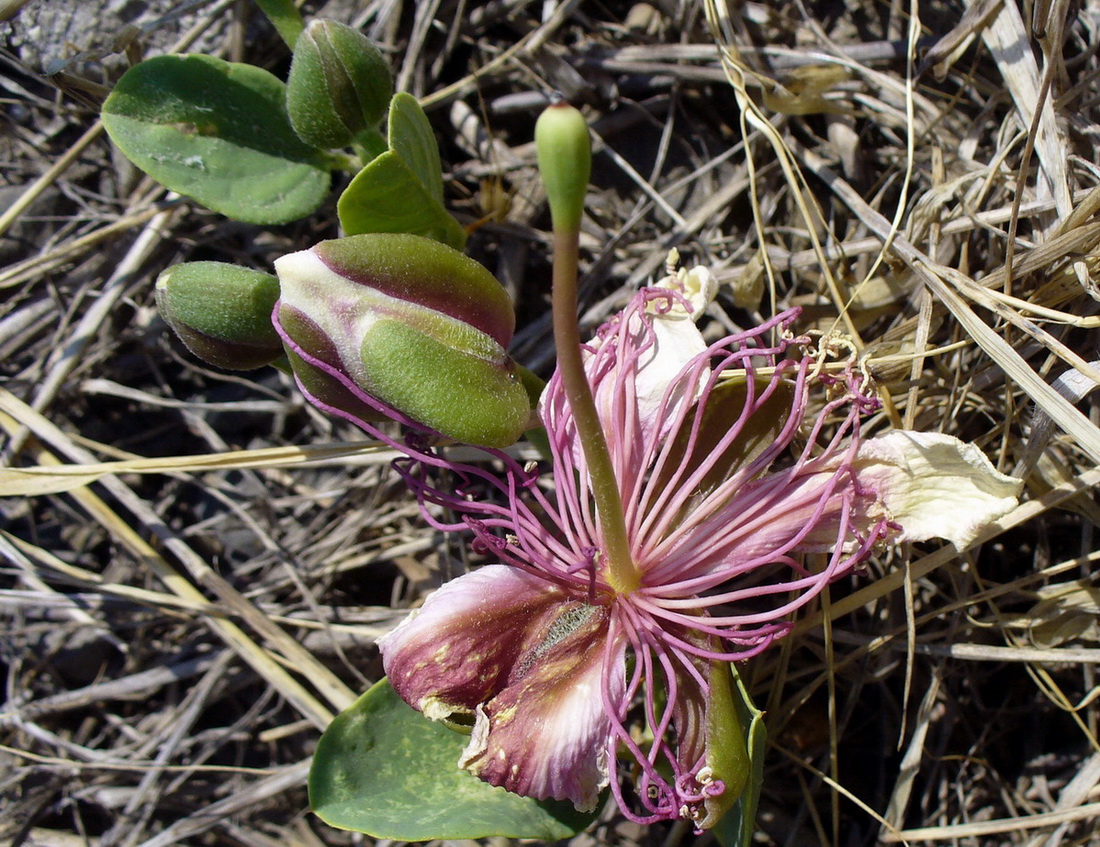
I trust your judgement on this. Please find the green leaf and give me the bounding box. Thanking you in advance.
[713,665,766,847]
[337,93,465,248]
[310,678,596,840]
[338,151,466,248]
[102,54,330,225]
[387,92,444,201]
[251,0,304,48]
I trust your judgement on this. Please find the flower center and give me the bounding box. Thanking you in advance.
[604,548,641,595]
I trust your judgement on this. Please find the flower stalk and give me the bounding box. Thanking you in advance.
[538,97,640,595]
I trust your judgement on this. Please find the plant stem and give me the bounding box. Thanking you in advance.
[551,228,640,595]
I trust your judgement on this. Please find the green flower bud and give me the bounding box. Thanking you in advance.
[155,262,283,370]
[274,233,531,448]
[286,19,393,149]
[535,96,591,232]
[695,660,750,830]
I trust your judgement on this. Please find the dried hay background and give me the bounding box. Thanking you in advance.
[2,0,1100,844]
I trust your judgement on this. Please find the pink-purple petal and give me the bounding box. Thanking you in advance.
[459,603,623,811]
[378,566,568,720]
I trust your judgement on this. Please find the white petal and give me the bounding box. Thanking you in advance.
[855,431,1022,549]
[633,316,708,436]
[274,248,379,386]
[572,304,708,449]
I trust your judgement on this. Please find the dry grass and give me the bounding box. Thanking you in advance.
[3,0,1100,844]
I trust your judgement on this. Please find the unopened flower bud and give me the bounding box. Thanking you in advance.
[535,96,591,232]
[274,233,531,448]
[694,660,750,829]
[155,262,283,370]
[286,19,392,149]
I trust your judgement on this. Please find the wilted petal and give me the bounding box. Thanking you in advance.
[854,430,1022,549]
[460,603,622,811]
[378,566,568,721]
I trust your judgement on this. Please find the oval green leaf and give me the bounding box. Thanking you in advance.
[338,150,466,248]
[387,91,444,202]
[102,54,330,224]
[310,678,596,840]
[337,92,465,248]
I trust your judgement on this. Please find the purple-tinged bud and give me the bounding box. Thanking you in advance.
[274,233,531,448]
[155,262,283,370]
[286,19,392,149]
